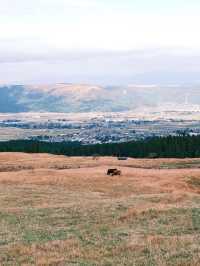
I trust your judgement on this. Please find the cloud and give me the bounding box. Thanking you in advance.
[0,0,200,52]
[0,0,200,84]
[1,48,200,85]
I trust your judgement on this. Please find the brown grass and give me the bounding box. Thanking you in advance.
[0,153,200,265]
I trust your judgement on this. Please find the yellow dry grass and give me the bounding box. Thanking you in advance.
[0,153,200,265]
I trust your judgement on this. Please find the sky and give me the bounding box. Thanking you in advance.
[1,0,200,85]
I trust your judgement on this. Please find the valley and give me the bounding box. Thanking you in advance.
[1,83,200,144]
[0,111,200,144]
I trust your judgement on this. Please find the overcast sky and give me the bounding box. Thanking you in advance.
[1,0,200,85]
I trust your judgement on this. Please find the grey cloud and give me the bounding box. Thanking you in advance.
[1,48,200,85]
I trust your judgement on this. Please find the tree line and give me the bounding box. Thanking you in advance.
[0,135,200,158]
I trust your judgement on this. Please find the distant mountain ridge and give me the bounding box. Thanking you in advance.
[0,84,200,113]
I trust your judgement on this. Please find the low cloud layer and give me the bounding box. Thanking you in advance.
[1,49,200,85]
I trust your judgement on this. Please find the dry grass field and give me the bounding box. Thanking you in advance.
[1,153,200,265]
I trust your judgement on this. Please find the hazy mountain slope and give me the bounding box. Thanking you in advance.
[0,84,200,113]
[0,86,29,112]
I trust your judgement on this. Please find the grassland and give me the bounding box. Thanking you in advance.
[0,154,200,265]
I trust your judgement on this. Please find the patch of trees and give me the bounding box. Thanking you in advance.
[1,135,200,158]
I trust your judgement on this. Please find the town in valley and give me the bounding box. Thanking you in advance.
[1,108,200,144]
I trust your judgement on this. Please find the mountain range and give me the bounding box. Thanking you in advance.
[0,84,200,113]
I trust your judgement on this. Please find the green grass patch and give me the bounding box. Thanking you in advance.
[1,201,200,265]
[160,161,200,169]
[187,177,200,188]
